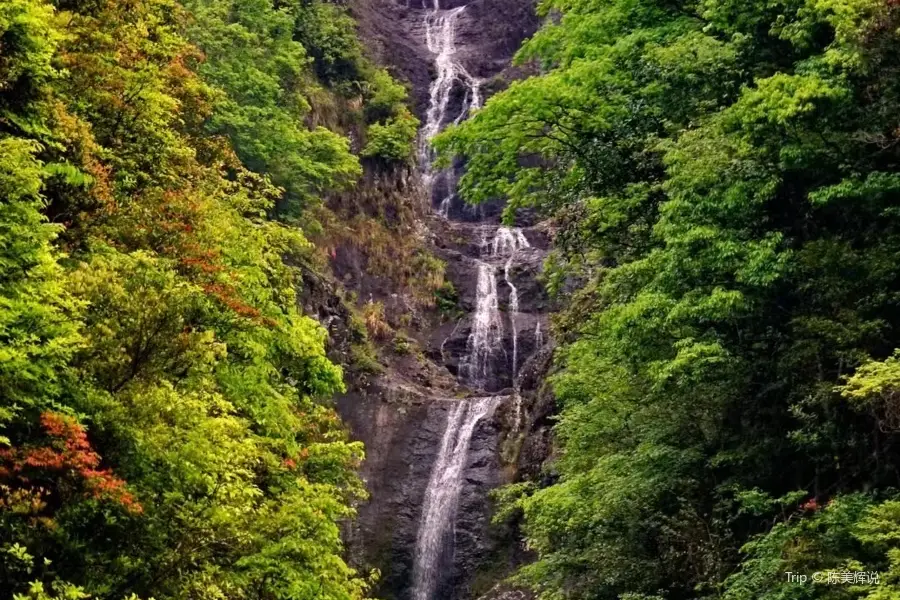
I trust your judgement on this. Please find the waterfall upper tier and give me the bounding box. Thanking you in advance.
[419,0,483,220]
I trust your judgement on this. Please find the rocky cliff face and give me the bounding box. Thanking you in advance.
[350,0,537,118]
[321,2,552,599]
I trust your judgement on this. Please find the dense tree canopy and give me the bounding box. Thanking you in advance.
[0,0,413,597]
[16,0,900,597]
[437,0,900,598]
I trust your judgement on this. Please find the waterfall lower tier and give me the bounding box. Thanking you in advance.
[411,397,501,600]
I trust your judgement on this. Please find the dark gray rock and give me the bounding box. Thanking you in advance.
[337,383,508,600]
[352,0,539,119]
[327,2,557,600]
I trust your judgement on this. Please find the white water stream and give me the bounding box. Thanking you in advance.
[420,6,481,149]
[414,226,531,597]
[411,397,500,600]
[419,0,481,217]
[459,259,501,386]
[411,5,532,599]
[491,227,530,379]
[458,227,530,387]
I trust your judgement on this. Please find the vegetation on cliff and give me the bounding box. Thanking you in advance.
[437,0,900,598]
[0,0,419,597]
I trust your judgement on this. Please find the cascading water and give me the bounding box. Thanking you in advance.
[330,2,545,599]
[458,227,530,388]
[412,224,533,597]
[491,227,532,434]
[459,260,504,387]
[420,6,480,151]
[491,227,530,380]
[411,4,535,599]
[419,0,481,217]
[505,260,518,375]
[411,397,500,600]
[490,226,529,256]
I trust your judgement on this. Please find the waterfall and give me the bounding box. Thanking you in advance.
[411,397,500,600]
[490,226,529,256]
[410,4,526,599]
[420,4,480,151]
[490,227,530,379]
[460,261,503,387]
[505,260,519,377]
[419,0,481,214]
[438,195,452,218]
[512,392,523,432]
[458,227,531,387]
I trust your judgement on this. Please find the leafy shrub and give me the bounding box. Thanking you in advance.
[292,0,366,87]
[362,108,419,162]
[434,281,460,317]
[364,69,409,123]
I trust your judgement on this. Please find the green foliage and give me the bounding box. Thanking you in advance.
[434,280,460,317]
[439,0,900,597]
[723,494,873,600]
[362,108,419,162]
[183,0,361,217]
[364,69,410,123]
[0,0,374,598]
[0,138,80,411]
[13,581,89,600]
[722,494,900,600]
[291,0,367,89]
[838,352,900,426]
[349,342,384,376]
[392,331,413,356]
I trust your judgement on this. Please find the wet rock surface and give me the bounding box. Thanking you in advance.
[353,0,540,226]
[337,383,510,600]
[327,1,554,600]
[429,223,550,393]
[352,0,538,118]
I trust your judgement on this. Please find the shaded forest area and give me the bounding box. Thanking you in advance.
[0,0,419,597]
[436,0,900,598]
